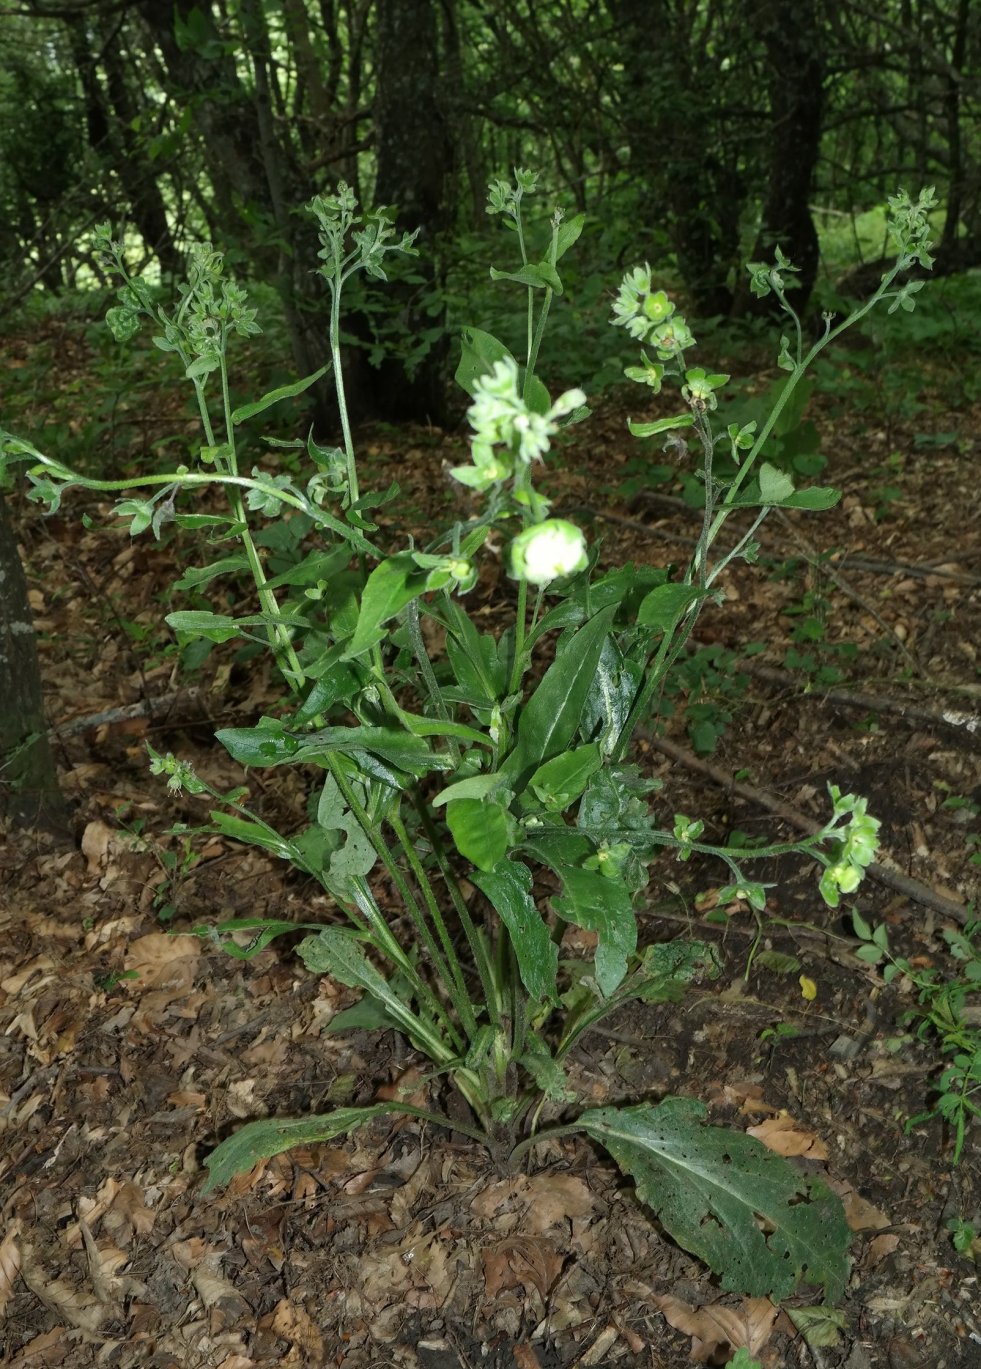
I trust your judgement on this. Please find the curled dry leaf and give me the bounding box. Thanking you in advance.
[0,1222,22,1318]
[746,1112,830,1160]
[654,1293,779,1363]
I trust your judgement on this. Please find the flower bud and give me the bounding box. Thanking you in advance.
[509,519,587,585]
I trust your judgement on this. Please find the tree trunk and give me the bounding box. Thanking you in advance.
[734,0,825,317]
[0,497,68,835]
[345,0,455,424]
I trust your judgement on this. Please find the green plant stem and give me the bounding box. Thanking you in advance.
[508,578,529,695]
[404,600,460,765]
[387,808,479,1040]
[509,1122,583,1167]
[414,799,502,1032]
[328,277,359,504]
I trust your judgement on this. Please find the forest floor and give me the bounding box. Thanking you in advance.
[1,316,980,1369]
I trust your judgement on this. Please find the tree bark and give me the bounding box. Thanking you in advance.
[345,0,455,424]
[734,0,825,317]
[0,497,68,835]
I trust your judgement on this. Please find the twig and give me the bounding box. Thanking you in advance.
[647,734,972,924]
[49,690,195,739]
[726,656,981,740]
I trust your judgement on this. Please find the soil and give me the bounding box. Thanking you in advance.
[2,322,980,1368]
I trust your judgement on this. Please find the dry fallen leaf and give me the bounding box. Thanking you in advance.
[482,1236,563,1303]
[746,1111,829,1160]
[0,1222,22,1318]
[654,1294,779,1363]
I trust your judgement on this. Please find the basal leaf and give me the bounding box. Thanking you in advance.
[202,1104,393,1193]
[580,1097,850,1300]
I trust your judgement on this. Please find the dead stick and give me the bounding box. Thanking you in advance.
[732,658,980,738]
[647,734,971,924]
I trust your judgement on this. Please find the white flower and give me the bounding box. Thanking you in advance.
[510,519,588,585]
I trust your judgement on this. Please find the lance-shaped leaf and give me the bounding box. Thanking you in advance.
[636,583,705,634]
[202,1104,394,1193]
[342,554,429,660]
[230,363,330,424]
[446,797,514,871]
[455,327,515,397]
[473,858,558,1004]
[501,605,616,792]
[580,1097,850,1301]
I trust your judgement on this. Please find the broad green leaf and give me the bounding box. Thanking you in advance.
[455,327,515,397]
[523,370,552,415]
[291,774,377,895]
[489,261,562,293]
[628,414,695,438]
[166,610,241,643]
[445,620,506,707]
[528,743,601,811]
[230,363,330,424]
[173,556,249,591]
[432,773,507,808]
[291,662,364,728]
[636,582,704,634]
[580,636,642,757]
[202,1104,394,1193]
[342,555,428,660]
[551,865,636,996]
[473,858,558,1004]
[501,605,616,792]
[580,1097,850,1300]
[555,213,585,262]
[446,798,513,871]
[758,462,796,504]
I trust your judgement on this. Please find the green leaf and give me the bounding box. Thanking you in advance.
[432,773,508,808]
[473,858,559,1004]
[579,1097,850,1300]
[342,555,429,660]
[296,927,426,1040]
[554,213,585,262]
[628,414,695,438]
[193,916,324,960]
[455,327,515,397]
[528,743,602,811]
[489,261,562,293]
[551,865,636,996]
[208,811,294,860]
[202,1104,394,1193]
[446,798,513,871]
[501,605,616,792]
[581,635,643,757]
[166,610,241,643]
[230,363,330,424]
[636,583,704,633]
[173,556,250,591]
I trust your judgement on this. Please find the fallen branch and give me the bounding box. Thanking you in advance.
[647,734,972,924]
[727,657,981,740]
